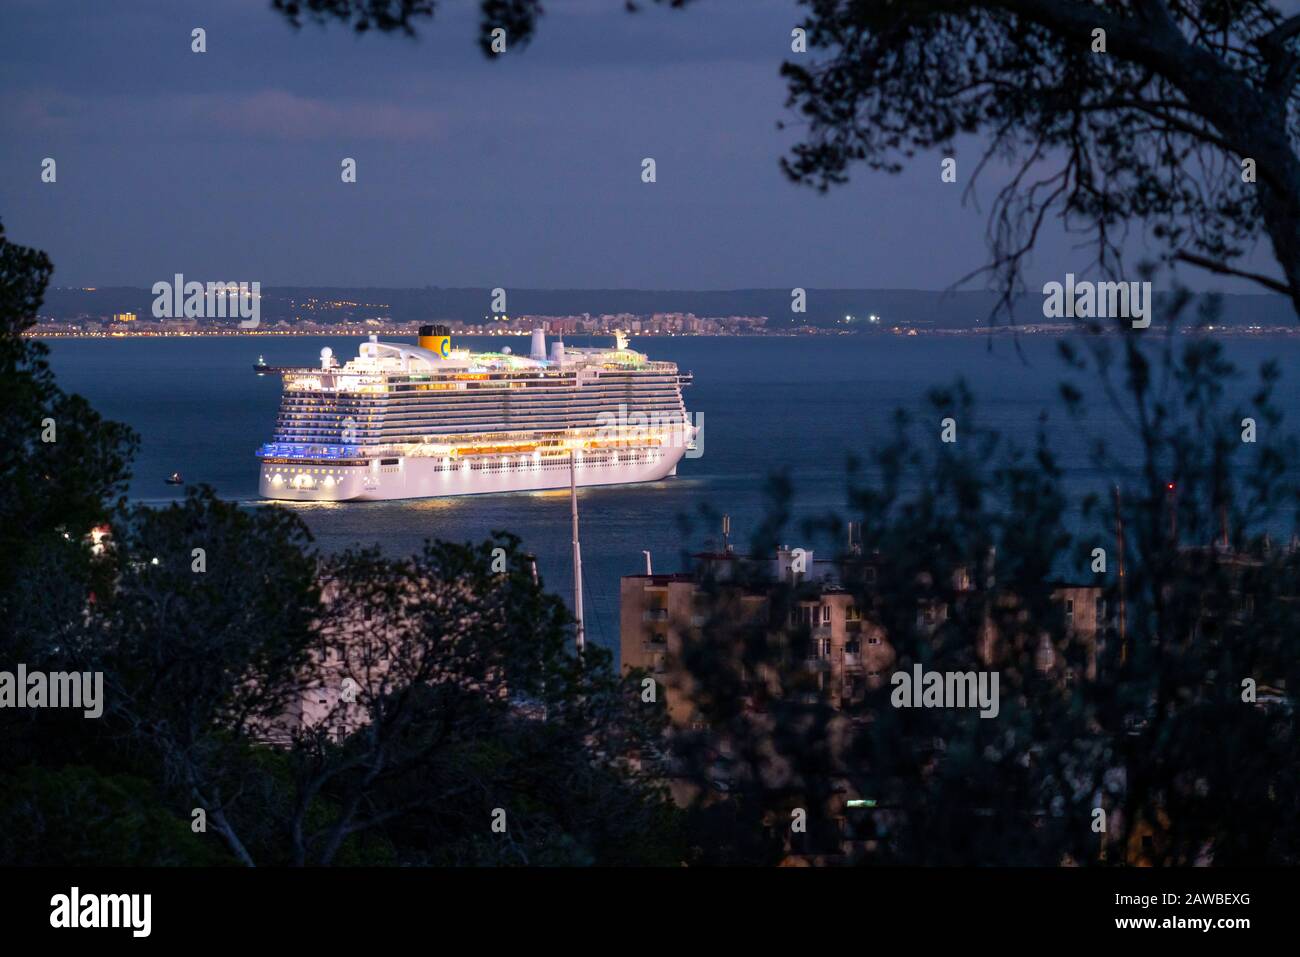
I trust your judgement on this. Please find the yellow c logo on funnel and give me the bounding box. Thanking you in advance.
[419,334,452,358]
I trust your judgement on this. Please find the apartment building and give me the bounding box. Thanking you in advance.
[621,547,1107,727]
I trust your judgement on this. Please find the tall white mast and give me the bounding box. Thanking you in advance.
[569,445,585,654]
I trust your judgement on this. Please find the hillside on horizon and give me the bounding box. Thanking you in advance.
[40,286,1300,329]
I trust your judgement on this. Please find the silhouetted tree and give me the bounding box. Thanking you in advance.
[782,1,1300,318]
[669,298,1300,865]
[0,221,136,645]
[0,222,681,867]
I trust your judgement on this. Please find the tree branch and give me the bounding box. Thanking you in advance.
[1173,250,1292,295]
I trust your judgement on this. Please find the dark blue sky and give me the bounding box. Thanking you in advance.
[0,0,1281,291]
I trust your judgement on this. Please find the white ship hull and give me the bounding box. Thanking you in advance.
[260,445,686,502]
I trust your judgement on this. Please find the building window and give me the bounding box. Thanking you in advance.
[1065,598,1075,624]
[822,605,831,624]
[845,639,860,655]
[846,605,861,621]
[868,635,881,645]
[1096,598,1107,627]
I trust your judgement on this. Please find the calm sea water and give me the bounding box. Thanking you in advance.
[42,333,1300,658]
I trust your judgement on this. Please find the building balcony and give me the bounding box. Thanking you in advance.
[643,608,670,622]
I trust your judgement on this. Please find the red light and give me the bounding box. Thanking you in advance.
[1166,483,1176,491]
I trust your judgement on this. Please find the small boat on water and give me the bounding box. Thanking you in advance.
[165,472,183,485]
[254,354,269,373]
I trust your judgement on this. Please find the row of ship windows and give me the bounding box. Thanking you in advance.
[453,459,655,472]
[390,378,684,386]
[285,378,684,391]
[279,389,685,404]
[271,432,634,447]
[275,421,689,435]
[378,373,683,383]
[282,391,685,405]
[275,421,688,437]
[276,438,685,450]
[261,451,664,480]
[276,406,686,420]
[275,429,687,441]
[277,413,685,424]
[277,404,688,417]
[277,398,685,413]
[377,370,680,379]
[283,385,684,396]
[427,456,664,472]
[277,403,686,416]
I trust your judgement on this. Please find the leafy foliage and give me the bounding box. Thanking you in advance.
[0,221,681,866]
[671,299,1300,865]
[782,1,1300,314]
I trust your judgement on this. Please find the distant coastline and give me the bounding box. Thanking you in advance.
[26,324,1300,340]
[35,286,1300,335]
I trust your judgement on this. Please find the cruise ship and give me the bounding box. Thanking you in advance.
[257,326,696,501]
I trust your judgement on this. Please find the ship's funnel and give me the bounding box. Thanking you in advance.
[550,340,565,364]
[530,325,547,361]
[419,323,452,359]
